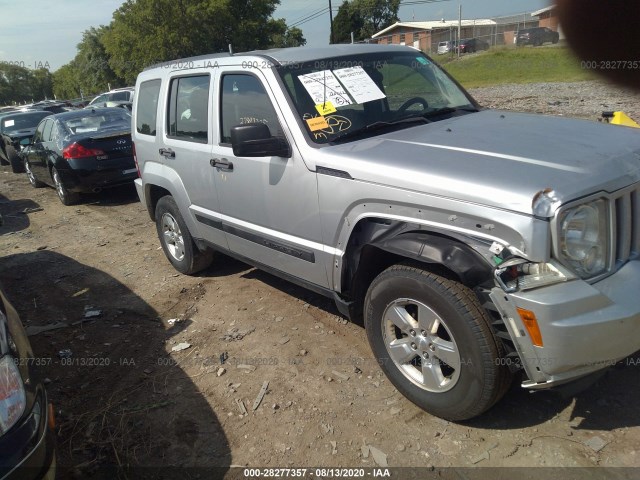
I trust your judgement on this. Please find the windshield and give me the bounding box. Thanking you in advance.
[1,112,50,133]
[276,51,475,144]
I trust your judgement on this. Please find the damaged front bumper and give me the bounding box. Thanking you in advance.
[490,260,640,389]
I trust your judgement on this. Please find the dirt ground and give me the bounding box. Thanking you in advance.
[1,87,639,478]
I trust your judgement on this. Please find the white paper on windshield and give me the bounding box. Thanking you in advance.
[4,120,15,128]
[298,70,352,107]
[333,66,386,104]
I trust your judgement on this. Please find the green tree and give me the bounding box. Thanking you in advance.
[102,0,286,84]
[332,1,364,43]
[29,68,54,100]
[52,62,83,100]
[75,26,121,94]
[0,64,54,105]
[270,19,307,48]
[352,0,400,39]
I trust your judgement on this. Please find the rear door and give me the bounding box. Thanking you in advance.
[163,71,227,250]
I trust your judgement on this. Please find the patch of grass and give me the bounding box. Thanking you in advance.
[439,46,596,88]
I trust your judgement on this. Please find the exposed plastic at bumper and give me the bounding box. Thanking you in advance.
[491,260,640,388]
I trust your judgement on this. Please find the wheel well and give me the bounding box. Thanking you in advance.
[342,218,493,323]
[145,184,171,220]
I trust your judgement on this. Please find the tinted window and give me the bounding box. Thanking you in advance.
[62,109,131,134]
[33,120,46,142]
[136,80,161,136]
[110,91,130,101]
[167,75,209,143]
[220,74,283,144]
[42,119,54,141]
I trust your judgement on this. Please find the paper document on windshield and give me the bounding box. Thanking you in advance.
[298,70,352,107]
[333,66,386,104]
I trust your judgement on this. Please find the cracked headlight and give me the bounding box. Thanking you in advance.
[0,354,26,435]
[558,199,609,278]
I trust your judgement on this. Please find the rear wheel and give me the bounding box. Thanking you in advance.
[7,146,24,173]
[155,196,213,275]
[364,264,512,421]
[52,167,80,205]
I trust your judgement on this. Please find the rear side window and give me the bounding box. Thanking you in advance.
[167,75,210,143]
[42,120,54,141]
[110,91,130,101]
[136,79,161,136]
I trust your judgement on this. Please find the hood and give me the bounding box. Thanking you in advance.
[319,110,640,216]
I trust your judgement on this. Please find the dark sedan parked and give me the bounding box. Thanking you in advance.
[22,108,137,205]
[0,111,53,173]
[457,37,490,54]
[516,27,560,46]
[0,278,56,480]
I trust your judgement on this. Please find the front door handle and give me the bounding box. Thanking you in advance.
[159,148,175,158]
[210,158,233,171]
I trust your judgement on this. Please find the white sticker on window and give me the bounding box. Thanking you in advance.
[333,66,386,104]
[298,70,352,107]
[4,120,15,128]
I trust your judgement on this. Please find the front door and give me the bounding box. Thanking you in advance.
[211,69,327,288]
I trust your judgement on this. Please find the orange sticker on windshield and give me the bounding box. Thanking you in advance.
[315,102,337,115]
[306,116,329,131]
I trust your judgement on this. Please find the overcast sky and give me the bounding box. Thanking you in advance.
[0,0,551,71]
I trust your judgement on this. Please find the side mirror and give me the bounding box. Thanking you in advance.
[230,123,291,158]
[20,137,31,146]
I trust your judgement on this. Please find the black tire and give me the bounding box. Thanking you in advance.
[7,145,24,173]
[24,159,45,188]
[51,167,80,205]
[155,195,213,275]
[364,264,512,421]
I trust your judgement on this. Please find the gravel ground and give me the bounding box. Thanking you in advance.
[469,81,640,123]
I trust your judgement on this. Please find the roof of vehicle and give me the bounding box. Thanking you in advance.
[51,107,131,121]
[143,44,419,72]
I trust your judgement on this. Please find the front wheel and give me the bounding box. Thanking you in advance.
[364,264,512,421]
[25,159,44,187]
[7,146,24,173]
[155,196,213,275]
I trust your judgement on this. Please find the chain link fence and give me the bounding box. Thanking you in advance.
[371,11,548,56]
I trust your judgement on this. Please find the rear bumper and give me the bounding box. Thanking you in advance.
[59,158,138,192]
[491,260,640,389]
[0,388,56,480]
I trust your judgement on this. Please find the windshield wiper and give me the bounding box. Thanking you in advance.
[331,116,430,144]
[421,106,478,118]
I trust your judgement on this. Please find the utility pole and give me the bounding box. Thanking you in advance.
[329,0,335,44]
[458,4,462,58]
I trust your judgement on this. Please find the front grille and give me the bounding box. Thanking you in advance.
[613,184,640,267]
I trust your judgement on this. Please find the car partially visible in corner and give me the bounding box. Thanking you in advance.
[0,274,56,480]
[22,107,137,205]
[0,111,53,173]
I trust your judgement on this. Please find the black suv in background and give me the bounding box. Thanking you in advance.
[516,27,560,46]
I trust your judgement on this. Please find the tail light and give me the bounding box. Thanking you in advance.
[62,142,105,159]
[132,142,140,177]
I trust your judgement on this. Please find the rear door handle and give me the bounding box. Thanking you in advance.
[159,148,175,158]
[210,158,233,171]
